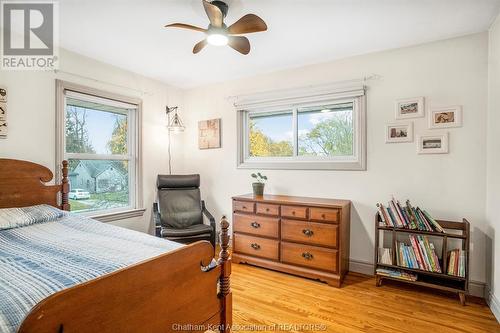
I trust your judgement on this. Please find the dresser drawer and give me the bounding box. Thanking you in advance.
[234,234,279,260]
[256,203,279,216]
[281,219,338,248]
[281,242,338,272]
[309,207,339,223]
[233,200,255,214]
[281,205,308,219]
[233,213,279,238]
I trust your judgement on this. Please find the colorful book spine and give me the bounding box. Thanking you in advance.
[389,200,404,228]
[422,210,444,233]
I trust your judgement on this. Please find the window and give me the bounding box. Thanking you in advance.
[56,80,143,219]
[237,83,366,170]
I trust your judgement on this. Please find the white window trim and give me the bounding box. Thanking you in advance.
[235,82,367,171]
[56,80,144,221]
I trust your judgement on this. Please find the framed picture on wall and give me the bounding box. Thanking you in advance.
[428,106,462,129]
[199,118,221,149]
[0,87,7,138]
[0,87,6,103]
[417,132,449,154]
[395,97,425,119]
[385,122,413,143]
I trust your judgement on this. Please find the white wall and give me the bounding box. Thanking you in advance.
[487,15,500,320]
[0,47,185,233]
[179,33,490,286]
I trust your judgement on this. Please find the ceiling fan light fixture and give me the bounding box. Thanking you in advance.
[207,32,228,46]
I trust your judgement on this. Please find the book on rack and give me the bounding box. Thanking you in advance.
[378,248,393,265]
[376,197,444,232]
[376,268,417,281]
[396,235,442,273]
[447,249,466,277]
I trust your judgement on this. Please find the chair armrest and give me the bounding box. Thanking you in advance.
[153,202,162,237]
[201,200,216,228]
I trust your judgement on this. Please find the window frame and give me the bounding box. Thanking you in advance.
[56,80,144,221]
[237,95,366,171]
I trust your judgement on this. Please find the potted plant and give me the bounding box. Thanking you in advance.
[251,172,267,196]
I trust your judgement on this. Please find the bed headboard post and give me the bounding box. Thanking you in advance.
[61,160,70,211]
[218,216,232,332]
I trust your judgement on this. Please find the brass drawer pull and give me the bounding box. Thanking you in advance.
[251,243,261,250]
[321,213,326,219]
[242,206,247,209]
[302,252,314,260]
[302,229,314,237]
[250,222,261,228]
[292,211,296,215]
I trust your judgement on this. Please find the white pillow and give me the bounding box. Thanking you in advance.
[0,204,65,230]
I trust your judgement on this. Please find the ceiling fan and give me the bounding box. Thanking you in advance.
[165,0,267,55]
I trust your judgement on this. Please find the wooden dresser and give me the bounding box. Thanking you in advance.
[232,194,351,287]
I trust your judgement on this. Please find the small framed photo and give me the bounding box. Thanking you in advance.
[386,122,413,143]
[395,97,425,119]
[417,132,449,154]
[428,106,462,129]
[0,87,6,103]
[0,103,5,120]
[0,119,6,137]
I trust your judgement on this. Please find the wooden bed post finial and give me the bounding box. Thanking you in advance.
[61,160,70,211]
[219,215,230,263]
[218,216,232,332]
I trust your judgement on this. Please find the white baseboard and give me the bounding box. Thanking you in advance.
[348,259,486,298]
[487,291,500,323]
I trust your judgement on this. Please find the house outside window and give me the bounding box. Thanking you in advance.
[56,80,143,220]
[236,82,366,170]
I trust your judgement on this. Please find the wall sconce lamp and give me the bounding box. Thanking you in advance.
[166,106,184,174]
[166,106,185,132]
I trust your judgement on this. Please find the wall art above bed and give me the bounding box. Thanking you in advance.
[0,86,7,138]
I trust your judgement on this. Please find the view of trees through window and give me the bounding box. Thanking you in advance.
[65,98,132,213]
[248,103,354,158]
[249,112,293,157]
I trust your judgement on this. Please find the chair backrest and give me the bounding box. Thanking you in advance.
[157,174,203,229]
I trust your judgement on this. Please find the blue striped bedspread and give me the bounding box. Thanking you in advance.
[0,213,183,333]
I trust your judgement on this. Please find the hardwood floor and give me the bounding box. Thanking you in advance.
[231,263,500,333]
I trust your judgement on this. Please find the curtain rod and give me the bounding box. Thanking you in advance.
[53,69,152,95]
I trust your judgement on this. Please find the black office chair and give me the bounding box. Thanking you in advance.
[153,174,216,248]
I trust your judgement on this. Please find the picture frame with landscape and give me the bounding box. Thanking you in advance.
[385,122,413,143]
[395,97,425,119]
[417,132,449,154]
[428,106,462,129]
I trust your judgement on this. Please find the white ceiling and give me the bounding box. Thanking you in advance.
[59,0,500,88]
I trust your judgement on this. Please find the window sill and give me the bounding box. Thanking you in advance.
[237,159,366,171]
[89,208,146,223]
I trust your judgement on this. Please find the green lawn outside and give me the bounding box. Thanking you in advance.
[90,191,128,203]
[69,200,88,211]
[69,191,129,212]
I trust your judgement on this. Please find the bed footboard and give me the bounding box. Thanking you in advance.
[18,217,232,333]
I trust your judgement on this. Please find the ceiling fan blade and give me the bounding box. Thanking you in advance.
[228,14,267,35]
[193,39,208,54]
[228,36,250,55]
[202,0,223,28]
[165,23,207,33]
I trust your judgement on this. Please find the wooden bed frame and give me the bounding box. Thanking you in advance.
[0,159,232,333]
